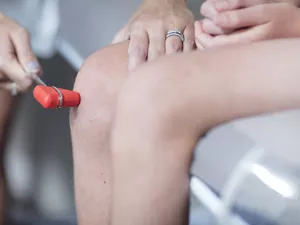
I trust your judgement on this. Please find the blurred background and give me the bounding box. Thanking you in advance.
[2,0,300,225]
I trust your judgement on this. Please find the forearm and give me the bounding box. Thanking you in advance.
[0,91,11,225]
[0,91,12,147]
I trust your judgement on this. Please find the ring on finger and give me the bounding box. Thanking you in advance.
[166,29,185,42]
[11,82,18,96]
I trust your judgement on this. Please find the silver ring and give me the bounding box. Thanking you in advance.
[11,82,18,96]
[52,86,63,109]
[166,30,185,42]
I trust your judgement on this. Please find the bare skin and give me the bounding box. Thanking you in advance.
[110,39,300,225]
[70,42,129,225]
[200,0,300,36]
[0,91,12,225]
[71,39,300,225]
[0,13,41,224]
[112,0,194,70]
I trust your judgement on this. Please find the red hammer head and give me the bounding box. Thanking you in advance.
[33,85,81,109]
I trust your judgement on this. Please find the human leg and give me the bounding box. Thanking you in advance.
[70,42,129,225]
[110,39,300,225]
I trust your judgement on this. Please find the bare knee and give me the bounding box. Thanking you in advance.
[111,58,203,163]
[69,41,130,177]
[70,42,131,152]
[110,60,199,222]
[70,42,129,132]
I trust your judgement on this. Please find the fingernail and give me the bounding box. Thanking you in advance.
[214,1,229,11]
[26,61,41,73]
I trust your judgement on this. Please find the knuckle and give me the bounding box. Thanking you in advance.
[185,37,195,46]
[19,79,32,91]
[224,11,240,26]
[129,45,147,58]
[170,42,182,52]
[153,19,164,29]
[12,26,30,38]
[130,22,142,30]
[131,18,151,30]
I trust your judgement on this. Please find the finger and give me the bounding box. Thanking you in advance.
[148,28,165,60]
[194,21,214,49]
[166,30,184,55]
[183,24,195,52]
[128,29,149,71]
[202,18,233,35]
[1,58,32,92]
[213,5,270,29]
[195,31,214,49]
[0,81,22,95]
[201,0,218,19]
[112,27,129,44]
[210,0,269,13]
[209,25,265,47]
[8,24,41,74]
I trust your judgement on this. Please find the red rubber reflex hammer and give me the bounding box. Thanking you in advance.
[32,75,81,109]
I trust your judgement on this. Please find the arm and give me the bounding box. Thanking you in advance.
[0,13,41,225]
[0,91,12,225]
[0,92,12,145]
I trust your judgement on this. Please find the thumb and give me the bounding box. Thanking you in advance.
[194,21,213,49]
